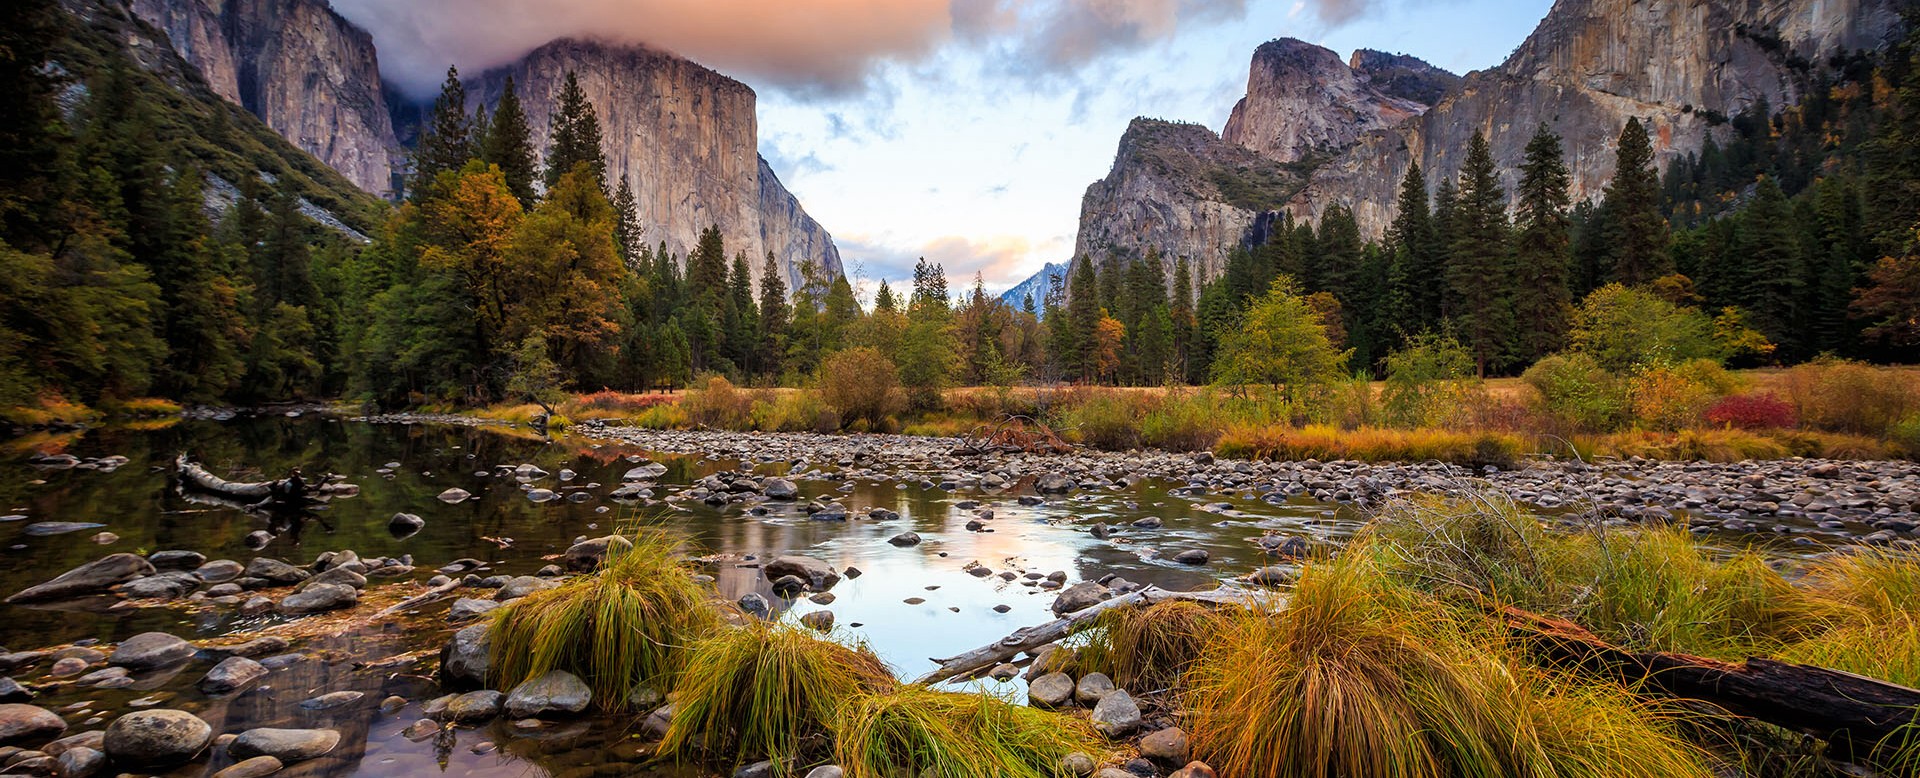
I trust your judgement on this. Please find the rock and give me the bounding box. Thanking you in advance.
[496,576,559,601]
[243,558,308,585]
[0,705,64,746]
[118,572,200,600]
[0,678,30,704]
[622,463,667,481]
[1059,752,1097,777]
[988,663,1020,681]
[227,728,340,763]
[1246,566,1296,587]
[563,536,632,572]
[109,633,196,670]
[388,513,424,536]
[202,637,289,660]
[762,478,798,499]
[799,610,834,632]
[379,696,407,714]
[47,657,87,678]
[733,760,775,778]
[299,691,363,710]
[444,691,504,723]
[23,522,104,536]
[887,532,922,547]
[762,556,840,590]
[440,624,491,688]
[437,487,472,503]
[1090,690,1141,737]
[737,593,771,618]
[56,745,105,778]
[244,530,274,549]
[804,767,844,778]
[1028,673,1074,709]
[1139,727,1189,764]
[102,709,209,767]
[44,730,104,756]
[238,596,275,616]
[1171,549,1210,565]
[402,719,440,741]
[213,755,284,778]
[193,560,245,583]
[449,598,501,621]
[1074,673,1116,706]
[1036,473,1075,493]
[1051,582,1110,615]
[525,488,559,503]
[504,671,592,719]
[147,551,206,571]
[277,583,358,615]
[199,657,267,694]
[5,554,154,603]
[301,567,366,590]
[1168,761,1217,778]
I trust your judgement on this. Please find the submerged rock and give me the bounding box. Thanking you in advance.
[228,728,340,763]
[102,709,209,767]
[214,755,284,778]
[109,633,196,670]
[504,670,592,719]
[5,553,154,603]
[198,656,267,693]
[445,691,504,723]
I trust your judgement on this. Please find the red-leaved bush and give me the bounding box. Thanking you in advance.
[1704,393,1797,430]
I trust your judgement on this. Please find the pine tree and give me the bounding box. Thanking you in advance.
[757,253,789,377]
[1385,161,1441,335]
[409,66,476,200]
[612,178,643,266]
[1511,123,1574,363]
[1067,255,1101,382]
[910,258,951,317]
[480,76,538,206]
[728,251,759,371]
[1315,204,1364,323]
[1603,117,1672,285]
[1431,177,1459,318]
[544,71,607,191]
[1170,257,1195,380]
[1740,175,1806,355]
[1447,130,1515,375]
[874,280,898,313]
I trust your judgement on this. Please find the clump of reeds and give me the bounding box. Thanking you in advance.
[1183,554,1716,778]
[661,621,897,774]
[832,687,1102,778]
[1073,599,1225,692]
[488,531,723,709]
[1778,548,1920,687]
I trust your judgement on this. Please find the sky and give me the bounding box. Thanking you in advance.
[334,0,1554,296]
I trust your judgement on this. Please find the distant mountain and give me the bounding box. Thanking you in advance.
[998,262,1069,316]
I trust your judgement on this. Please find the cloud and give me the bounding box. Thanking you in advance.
[333,0,1266,99]
[838,233,1040,291]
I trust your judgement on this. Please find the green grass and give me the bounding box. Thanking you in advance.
[1073,599,1225,692]
[488,532,723,709]
[1181,555,1717,778]
[661,622,897,774]
[832,687,1104,778]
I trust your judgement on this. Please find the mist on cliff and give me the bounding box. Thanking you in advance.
[334,0,1380,98]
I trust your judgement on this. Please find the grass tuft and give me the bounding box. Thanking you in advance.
[662,621,897,774]
[1073,599,1225,692]
[488,532,722,709]
[832,687,1103,778]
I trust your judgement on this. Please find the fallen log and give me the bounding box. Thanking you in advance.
[1502,606,1920,761]
[176,454,276,500]
[913,585,1271,686]
[370,577,464,620]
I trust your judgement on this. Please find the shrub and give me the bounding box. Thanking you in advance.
[1213,424,1521,467]
[1382,332,1478,428]
[1704,393,1797,429]
[1568,284,1724,371]
[489,533,724,709]
[632,402,688,429]
[1523,353,1630,431]
[1895,414,1920,458]
[681,373,755,429]
[1059,390,1152,450]
[1627,361,1721,431]
[833,688,1103,778]
[1138,388,1226,452]
[1778,359,1919,435]
[819,348,903,428]
[662,622,897,773]
[751,389,839,433]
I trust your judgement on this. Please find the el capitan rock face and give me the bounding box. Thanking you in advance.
[471,39,842,289]
[130,0,399,194]
[1286,0,1902,236]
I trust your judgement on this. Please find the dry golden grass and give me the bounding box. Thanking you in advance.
[833,688,1104,778]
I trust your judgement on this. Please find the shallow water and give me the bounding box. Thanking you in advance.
[0,416,1369,777]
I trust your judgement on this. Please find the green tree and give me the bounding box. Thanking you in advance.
[612,178,643,266]
[1209,277,1349,408]
[1511,122,1574,364]
[544,72,607,191]
[757,253,789,377]
[1737,175,1806,355]
[1603,117,1672,285]
[1568,284,1724,371]
[409,66,477,200]
[1447,130,1514,375]
[480,76,538,206]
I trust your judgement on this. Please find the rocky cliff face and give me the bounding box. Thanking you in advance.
[1221,38,1436,164]
[1288,0,1902,236]
[1349,49,1462,106]
[470,39,841,288]
[130,0,398,194]
[1073,119,1304,280]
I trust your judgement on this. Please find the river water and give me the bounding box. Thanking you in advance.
[0,415,1375,777]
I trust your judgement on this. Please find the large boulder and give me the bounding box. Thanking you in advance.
[1090,690,1141,738]
[761,478,799,500]
[440,623,490,688]
[5,554,154,603]
[1050,583,1111,615]
[109,633,196,670]
[504,670,592,719]
[277,583,358,615]
[0,704,65,745]
[762,556,840,591]
[227,728,340,763]
[103,709,210,767]
[564,536,632,572]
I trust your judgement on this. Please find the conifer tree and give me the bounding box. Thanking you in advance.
[757,253,789,376]
[409,66,476,200]
[1067,255,1101,382]
[1511,123,1574,363]
[1431,177,1459,318]
[728,252,759,371]
[544,71,607,191]
[612,178,643,266]
[1603,117,1672,285]
[1170,257,1195,379]
[1739,176,1806,354]
[874,280,898,313]
[1385,161,1440,334]
[1447,130,1514,375]
[480,76,538,206]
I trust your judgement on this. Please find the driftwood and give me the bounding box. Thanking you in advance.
[951,415,1074,456]
[913,585,1269,686]
[370,577,464,620]
[175,454,321,510]
[1502,606,1920,760]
